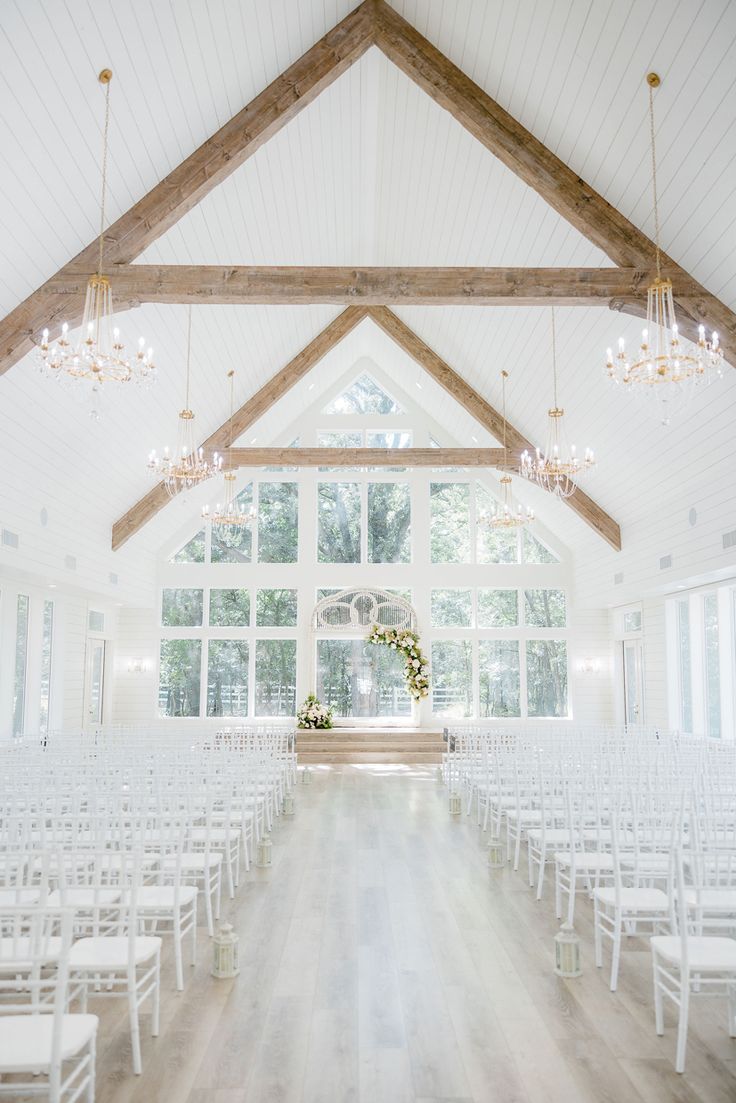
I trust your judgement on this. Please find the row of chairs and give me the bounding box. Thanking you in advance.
[443,724,736,1073]
[0,724,296,1100]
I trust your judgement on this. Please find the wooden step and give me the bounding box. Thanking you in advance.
[298,750,443,764]
[297,741,444,753]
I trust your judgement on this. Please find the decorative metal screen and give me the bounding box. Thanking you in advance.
[312,588,416,632]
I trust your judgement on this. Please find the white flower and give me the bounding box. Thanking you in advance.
[412,658,420,668]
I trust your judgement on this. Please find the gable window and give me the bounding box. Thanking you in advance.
[323,374,403,415]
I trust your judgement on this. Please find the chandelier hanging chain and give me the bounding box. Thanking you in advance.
[648,75,662,281]
[201,369,257,538]
[501,369,508,462]
[551,307,559,410]
[476,369,533,529]
[97,72,111,279]
[184,306,193,411]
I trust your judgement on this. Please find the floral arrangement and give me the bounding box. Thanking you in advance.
[368,624,430,700]
[296,694,334,729]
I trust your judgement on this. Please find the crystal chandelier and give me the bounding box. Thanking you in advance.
[202,370,256,542]
[478,371,533,528]
[520,308,595,500]
[148,307,220,497]
[605,73,722,424]
[38,70,155,406]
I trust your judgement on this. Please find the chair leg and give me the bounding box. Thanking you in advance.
[554,863,562,919]
[225,847,235,900]
[152,953,161,1037]
[128,984,142,1075]
[87,1032,96,1103]
[675,980,690,1074]
[536,847,546,901]
[727,983,736,1038]
[203,873,214,937]
[173,909,184,991]
[593,900,603,968]
[191,904,198,967]
[610,912,622,992]
[214,864,222,921]
[653,957,665,1036]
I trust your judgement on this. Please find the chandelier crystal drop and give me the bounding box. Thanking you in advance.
[520,308,595,500]
[37,70,155,405]
[478,371,534,529]
[605,73,722,424]
[202,370,257,543]
[147,307,221,498]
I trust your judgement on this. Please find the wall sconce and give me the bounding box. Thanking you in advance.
[577,657,602,676]
[127,658,150,674]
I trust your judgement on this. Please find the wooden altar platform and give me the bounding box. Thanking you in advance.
[296,727,445,764]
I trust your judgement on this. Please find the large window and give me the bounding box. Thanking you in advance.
[703,593,721,739]
[207,640,248,717]
[162,589,203,627]
[676,598,693,733]
[255,640,296,716]
[479,640,520,717]
[318,481,411,563]
[318,483,361,562]
[159,640,201,717]
[526,640,568,718]
[258,482,298,563]
[13,594,29,736]
[669,585,736,738]
[432,641,473,718]
[316,638,411,718]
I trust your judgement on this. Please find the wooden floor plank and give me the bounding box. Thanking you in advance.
[85,765,736,1103]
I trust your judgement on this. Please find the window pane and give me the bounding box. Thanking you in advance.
[477,485,518,564]
[478,589,518,628]
[159,639,201,717]
[677,598,692,733]
[323,374,403,415]
[479,640,520,717]
[431,640,473,718]
[209,589,250,627]
[368,483,411,563]
[258,483,298,563]
[171,530,206,564]
[316,639,411,718]
[522,529,558,563]
[526,640,568,717]
[318,483,361,562]
[704,593,721,738]
[317,432,362,471]
[211,487,253,563]
[623,610,642,633]
[256,589,298,627]
[365,431,412,448]
[255,639,297,716]
[430,483,470,563]
[525,590,566,628]
[207,640,248,717]
[39,600,54,736]
[431,589,473,627]
[13,594,29,736]
[161,588,203,627]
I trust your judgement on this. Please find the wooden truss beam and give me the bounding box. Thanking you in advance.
[0,1,376,376]
[372,1,736,366]
[111,306,369,551]
[367,307,621,551]
[225,447,506,467]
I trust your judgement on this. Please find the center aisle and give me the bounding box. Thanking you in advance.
[96,766,734,1103]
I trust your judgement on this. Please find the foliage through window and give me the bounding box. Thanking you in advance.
[207,640,248,717]
[524,589,566,628]
[367,483,411,562]
[255,639,297,716]
[316,639,411,718]
[526,639,568,717]
[431,589,472,628]
[431,640,473,718]
[478,589,518,628]
[258,482,298,563]
[430,483,470,563]
[161,589,204,627]
[159,639,201,717]
[479,640,520,717]
[318,483,361,563]
[323,374,403,415]
[209,589,250,627]
[256,589,298,627]
[171,530,206,564]
[13,594,29,736]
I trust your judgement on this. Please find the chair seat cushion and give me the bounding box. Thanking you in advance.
[651,935,736,970]
[46,888,121,908]
[131,886,198,908]
[0,1013,98,1071]
[69,935,161,970]
[162,853,222,871]
[0,937,62,970]
[594,887,669,910]
[554,852,614,870]
[0,888,41,907]
[684,888,736,912]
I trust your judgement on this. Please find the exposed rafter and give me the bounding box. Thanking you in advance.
[111,306,369,551]
[0,1,376,375]
[367,306,621,551]
[224,447,506,467]
[111,307,621,553]
[372,1,736,365]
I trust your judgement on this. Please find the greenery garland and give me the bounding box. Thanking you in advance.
[368,624,430,700]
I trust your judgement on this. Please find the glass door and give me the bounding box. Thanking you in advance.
[622,639,645,727]
[84,639,106,731]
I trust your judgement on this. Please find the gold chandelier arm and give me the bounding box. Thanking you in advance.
[647,73,662,281]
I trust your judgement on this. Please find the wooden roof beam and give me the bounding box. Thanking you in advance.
[224,447,506,467]
[367,306,621,551]
[372,0,736,367]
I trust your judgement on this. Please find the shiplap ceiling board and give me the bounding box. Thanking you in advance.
[0,0,734,571]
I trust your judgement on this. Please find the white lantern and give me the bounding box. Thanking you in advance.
[436,765,443,783]
[448,791,462,815]
[212,922,239,978]
[256,833,272,868]
[301,767,313,785]
[487,835,505,869]
[282,793,295,816]
[554,921,582,978]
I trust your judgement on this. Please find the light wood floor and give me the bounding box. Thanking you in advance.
[86,765,736,1103]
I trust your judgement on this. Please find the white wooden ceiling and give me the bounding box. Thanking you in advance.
[0,0,734,592]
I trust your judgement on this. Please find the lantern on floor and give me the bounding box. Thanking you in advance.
[449,791,462,815]
[488,835,505,869]
[301,766,313,785]
[554,921,582,978]
[282,793,295,816]
[256,834,272,868]
[211,923,239,979]
[436,765,443,783]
